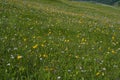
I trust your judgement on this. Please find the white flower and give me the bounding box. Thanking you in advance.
[11,55,14,59]
[68,69,71,72]
[102,67,106,71]
[7,63,10,66]
[57,76,61,80]
[40,58,43,61]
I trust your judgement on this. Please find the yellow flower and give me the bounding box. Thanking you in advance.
[112,36,115,40]
[82,38,86,42]
[112,50,116,54]
[43,54,48,58]
[33,44,38,49]
[48,32,51,35]
[17,55,22,59]
[64,39,70,43]
[44,66,54,71]
[41,44,44,47]
[23,38,27,42]
[96,72,100,76]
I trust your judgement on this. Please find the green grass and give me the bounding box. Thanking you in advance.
[0,0,120,80]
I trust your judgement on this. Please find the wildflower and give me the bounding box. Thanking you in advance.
[64,39,69,43]
[75,55,79,59]
[23,38,27,42]
[41,44,44,47]
[102,67,106,71]
[68,69,71,72]
[40,58,43,61]
[112,36,115,40]
[33,44,38,49]
[43,54,48,58]
[96,72,100,76]
[111,50,116,54]
[81,38,86,42]
[48,31,51,35]
[81,70,86,73]
[17,55,22,59]
[57,76,61,80]
[102,72,105,76]
[81,38,87,44]
[14,47,18,50]
[11,55,14,59]
[7,63,10,66]
[44,66,54,71]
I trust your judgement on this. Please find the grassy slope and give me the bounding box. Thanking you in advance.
[0,0,120,79]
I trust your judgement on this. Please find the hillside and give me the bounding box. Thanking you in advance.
[1,0,120,80]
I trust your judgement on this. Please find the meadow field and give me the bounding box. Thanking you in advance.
[0,0,120,80]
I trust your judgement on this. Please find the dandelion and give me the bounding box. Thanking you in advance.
[81,38,86,42]
[43,54,48,58]
[64,39,69,43]
[96,72,100,76]
[111,50,116,54]
[17,55,22,59]
[41,44,44,47]
[33,44,38,49]
[81,38,87,44]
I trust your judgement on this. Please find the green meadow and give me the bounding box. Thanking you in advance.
[0,0,120,80]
